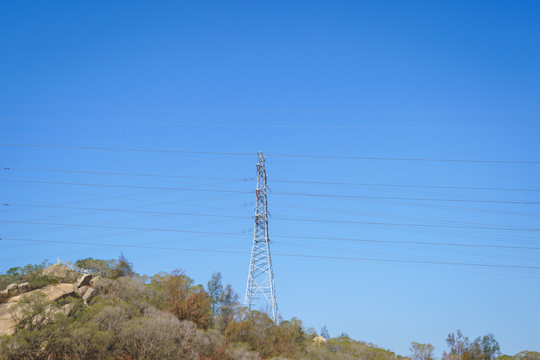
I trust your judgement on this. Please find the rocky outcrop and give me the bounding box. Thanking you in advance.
[18,282,30,294]
[0,273,103,336]
[78,285,90,297]
[6,284,18,296]
[82,287,99,305]
[76,274,92,288]
[0,303,13,336]
[0,283,31,301]
[90,275,103,287]
[7,283,76,305]
[42,264,78,282]
[0,283,76,336]
[61,303,75,317]
[73,274,100,305]
[1,283,31,298]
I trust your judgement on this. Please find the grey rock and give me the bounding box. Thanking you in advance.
[76,274,93,288]
[6,284,18,296]
[43,264,78,282]
[17,283,30,294]
[89,275,102,287]
[79,286,89,297]
[82,287,98,305]
[61,303,75,317]
[0,283,76,336]
[0,290,7,305]
[11,283,76,303]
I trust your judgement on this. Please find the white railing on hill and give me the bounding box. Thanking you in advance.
[57,259,98,275]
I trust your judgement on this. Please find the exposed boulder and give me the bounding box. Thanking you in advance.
[0,283,77,336]
[78,285,90,297]
[6,284,18,296]
[25,302,77,330]
[0,303,13,335]
[1,282,33,303]
[61,303,75,317]
[42,264,78,282]
[82,287,99,305]
[90,275,104,287]
[8,283,75,305]
[76,273,92,288]
[17,282,30,294]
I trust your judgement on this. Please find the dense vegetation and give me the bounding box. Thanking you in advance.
[0,257,538,360]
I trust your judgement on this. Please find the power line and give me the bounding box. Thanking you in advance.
[2,179,539,205]
[271,202,539,230]
[274,253,540,271]
[3,166,539,192]
[4,117,540,131]
[0,179,250,195]
[3,103,540,116]
[276,216,540,231]
[270,234,540,251]
[2,166,253,182]
[0,220,248,236]
[268,154,540,164]
[3,173,539,218]
[2,142,539,164]
[273,179,540,193]
[0,143,253,156]
[2,218,539,250]
[0,237,247,255]
[1,236,538,272]
[4,203,251,221]
[273,190,540,205]
[5,203,540,231]
[6,171,535,217]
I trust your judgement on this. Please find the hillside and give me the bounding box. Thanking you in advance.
[0,257,538,360]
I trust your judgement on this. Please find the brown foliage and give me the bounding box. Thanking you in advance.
[163,269,213,329]
[179,289,213,329]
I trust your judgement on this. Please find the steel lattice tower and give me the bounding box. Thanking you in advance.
[244,152,279,323]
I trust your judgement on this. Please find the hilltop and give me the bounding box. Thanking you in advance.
[0,257,538,360]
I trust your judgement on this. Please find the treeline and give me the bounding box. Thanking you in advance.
[0,257,538,360]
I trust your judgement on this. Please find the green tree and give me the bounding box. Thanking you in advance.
[225,310,276,358]
[273,317,305,358]
[326,336,401,360]
[207,271,224,314]
[216,283,239,333]
[514,351,540,360]
[75,258,116,277]
[321,325,330,339]
[481,334,500,360]
[410,342,435,360]
[443,330,483,360]
[112,253,135,278]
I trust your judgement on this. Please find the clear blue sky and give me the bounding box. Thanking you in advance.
[1,1,539,356]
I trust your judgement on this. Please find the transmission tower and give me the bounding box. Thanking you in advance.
[244,152,279,323]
